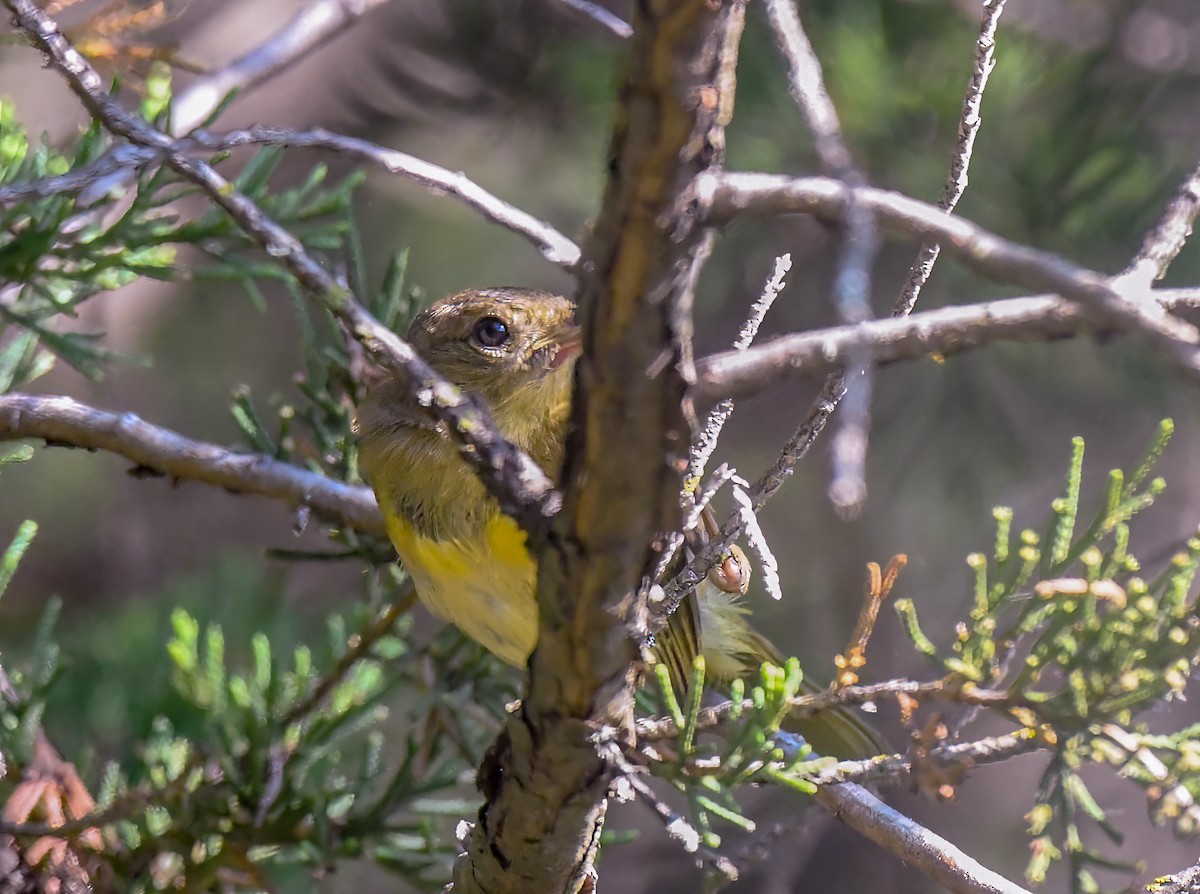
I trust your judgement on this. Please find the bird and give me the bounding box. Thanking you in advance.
[354,286,884,757]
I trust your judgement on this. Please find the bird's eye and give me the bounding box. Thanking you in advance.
[472,316,510,348]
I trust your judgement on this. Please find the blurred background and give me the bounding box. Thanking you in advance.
[3,0,1200,890]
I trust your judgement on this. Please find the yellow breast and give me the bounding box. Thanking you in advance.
[384,509,539,667]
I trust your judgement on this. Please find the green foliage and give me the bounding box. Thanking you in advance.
[0,544,517,890]
[894,421,1200,894]
[632,425,1200,893]
[0,77,361,390]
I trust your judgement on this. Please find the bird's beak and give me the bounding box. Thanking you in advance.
[545,323,582,371]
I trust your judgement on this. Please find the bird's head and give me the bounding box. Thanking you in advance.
[408,287,581,414]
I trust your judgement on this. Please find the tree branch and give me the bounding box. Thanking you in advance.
[1115,159,1200,292]
[456,2,748,890]
[692,288,1200,407]
[0,124,581,268]
[763,0,879,514]
[191,126,580,268]
[171,0,396,135]
[814,783,1034,894]
[0,392,384,536]
[704,172,1200,380]
[894,0,1007,317]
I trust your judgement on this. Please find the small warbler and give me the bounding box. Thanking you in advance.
[355,287,883,757]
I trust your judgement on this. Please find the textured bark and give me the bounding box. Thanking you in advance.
[454,2,746,891]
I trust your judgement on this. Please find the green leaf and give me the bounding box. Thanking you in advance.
[0,519,37,601]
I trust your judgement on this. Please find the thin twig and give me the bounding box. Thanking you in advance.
[654,256,791,591]
[662,374,843,611]
[894,0,1007,317]
[173,0,396,134]
[763,0,879,515]
[553,0,633,40]
[5,0,558,536]
[730,483,781,601]
[0,392,384,535]
[190,126,580,268]
[282,591,416,726]
[1115,159,1200,291]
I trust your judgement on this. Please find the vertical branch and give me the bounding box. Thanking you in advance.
[457,2,748,891]
[763,0,880,515]
[756,0,1007,517]
[894,0,1007,317]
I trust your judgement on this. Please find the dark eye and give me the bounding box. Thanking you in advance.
[473,316,510,348]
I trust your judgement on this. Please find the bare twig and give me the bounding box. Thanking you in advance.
[553,0,633,40]
[730,483,781,601]
[704,173,1200,377]
[691,287,1200,407]
[662,373,843,610]
[0,392,385,536]
[763,0,879,515]
[172,0,396,135]
[1115,160,1200,291]
[5,0,558,536]
[894,0,1007,317]
[191,126,580,268]
[655,256,791,590]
